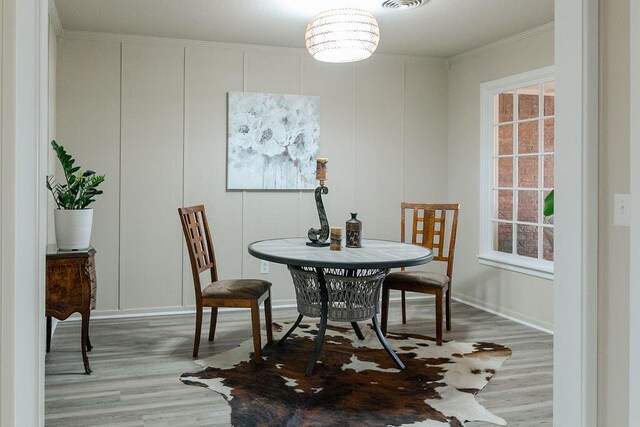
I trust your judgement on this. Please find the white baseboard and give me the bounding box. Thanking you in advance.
[64,304,283,321]
[60,295,432,322]
[56,294,551,337]
[451,294,553,334]
[386,292,553,334]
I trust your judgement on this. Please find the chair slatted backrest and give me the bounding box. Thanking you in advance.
[178,205,218,296]
[401,203,460,280]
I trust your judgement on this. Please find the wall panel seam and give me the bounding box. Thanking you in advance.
[630,0,640,422]
[298,54,302,237]
[118,41,123,310]
[402,60,407,203]
[181,46,186,306]
[0,0,3,415]
[353,64,357,210]
[241,51,246,278]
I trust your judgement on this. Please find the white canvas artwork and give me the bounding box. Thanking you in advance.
[227,91,320,190]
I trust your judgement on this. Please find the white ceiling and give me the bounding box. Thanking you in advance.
[54,0,554,58]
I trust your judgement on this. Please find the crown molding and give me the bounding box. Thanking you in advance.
[446,21,554,66]
[62,30,305,54]
[48,0,63,40]
[60,30,447,65]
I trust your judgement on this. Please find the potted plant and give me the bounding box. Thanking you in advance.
[46,140,105,250]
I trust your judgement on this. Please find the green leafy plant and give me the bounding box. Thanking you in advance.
[46,140,105,209]
[544,190,554,217]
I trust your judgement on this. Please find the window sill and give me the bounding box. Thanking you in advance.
[477,252,554,281]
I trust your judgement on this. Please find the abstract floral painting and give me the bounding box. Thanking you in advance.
[227,92,320,190]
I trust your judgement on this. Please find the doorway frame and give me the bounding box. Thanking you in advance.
[2,1,600,425]
[553,0,599,425]
[0,0,48,425]
[629,0,639,423]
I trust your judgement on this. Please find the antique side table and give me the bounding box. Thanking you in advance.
[46,245,97,374]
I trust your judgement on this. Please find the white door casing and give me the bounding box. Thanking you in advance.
[554,0,599,426]
[0,0,600,425]
[0,0,48,425]
[629,0,639,424]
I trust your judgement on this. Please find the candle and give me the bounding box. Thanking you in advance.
[330,226,342,251]
[316,158,328,181]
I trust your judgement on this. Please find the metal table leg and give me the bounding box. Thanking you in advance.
[305,267,329,376]
[371,312,405,370]
[279,313,304,346]
[344,269,365,340]
[286,265,404,375]
[351,322,364,340]
[369,271,405,369]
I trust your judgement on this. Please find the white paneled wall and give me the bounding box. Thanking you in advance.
[242,52,305,303]
[355,59,405,240]
[120,44,185,309]
[182,47,244,306]
[57,34,449,313]
[56,38,121,309]
[446,27,554,330]
[404,59,450,201]
[299,58,356,242]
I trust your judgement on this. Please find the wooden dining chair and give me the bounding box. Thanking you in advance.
[381,203,460,345]
[178,205,273,360]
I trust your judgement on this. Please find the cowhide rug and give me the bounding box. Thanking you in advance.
[181,322,511,427]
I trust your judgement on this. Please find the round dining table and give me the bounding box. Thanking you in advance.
[248,237,433,376]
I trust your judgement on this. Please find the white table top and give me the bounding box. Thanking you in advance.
[248,237,432,269]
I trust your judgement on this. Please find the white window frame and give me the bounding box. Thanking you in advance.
[478,66,555,280]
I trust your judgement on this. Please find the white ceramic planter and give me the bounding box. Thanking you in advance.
[54,209,94,250]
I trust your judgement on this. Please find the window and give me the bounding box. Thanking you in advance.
[478,67,554,279]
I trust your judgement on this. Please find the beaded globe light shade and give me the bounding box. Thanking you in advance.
[305,8,380,63]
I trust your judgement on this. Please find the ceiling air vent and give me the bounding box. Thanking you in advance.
[381,0,428,9]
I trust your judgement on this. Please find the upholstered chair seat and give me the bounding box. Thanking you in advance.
[202,280,272,299]
[384,271,450,289]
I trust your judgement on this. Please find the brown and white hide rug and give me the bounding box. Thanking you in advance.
[181,322,511,427]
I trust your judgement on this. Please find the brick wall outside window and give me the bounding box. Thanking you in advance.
[495,90,554,261]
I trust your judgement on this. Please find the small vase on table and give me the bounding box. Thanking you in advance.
[346,213,362,248]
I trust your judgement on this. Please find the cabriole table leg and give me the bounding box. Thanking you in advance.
[81,311,92,374]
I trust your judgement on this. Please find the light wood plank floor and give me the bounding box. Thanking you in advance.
[45,300,552,426]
